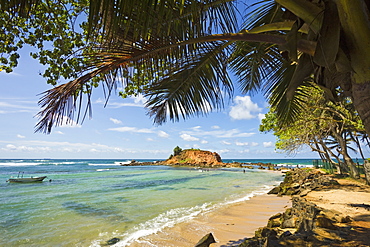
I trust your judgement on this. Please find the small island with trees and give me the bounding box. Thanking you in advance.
[162,146,223,167]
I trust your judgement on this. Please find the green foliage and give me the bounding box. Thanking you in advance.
[260,82,368,177]
[3,0,370,141]
[0,0,93,84]
[173,146,182,156]
[179,158,191,163]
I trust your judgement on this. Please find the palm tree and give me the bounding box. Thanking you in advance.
[3,1,370,138]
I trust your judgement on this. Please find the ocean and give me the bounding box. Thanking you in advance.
[0,158,313,246]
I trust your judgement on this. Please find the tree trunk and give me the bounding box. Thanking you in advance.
[317,140,342,174]
[331,129,360,178]
[336,0,370,135]
[364,160,370,185]
[343,154,359,179]
[351,81,370,136]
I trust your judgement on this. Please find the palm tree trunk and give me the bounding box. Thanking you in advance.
[351,82,370,136]
[336,0,370,136]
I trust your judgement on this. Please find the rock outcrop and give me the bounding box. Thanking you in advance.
[239,195,354,247]
[239,169,366,247]
[268,168,339,196]
[161,149,223,167]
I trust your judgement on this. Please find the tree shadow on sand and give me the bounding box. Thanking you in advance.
[219,237,248,247]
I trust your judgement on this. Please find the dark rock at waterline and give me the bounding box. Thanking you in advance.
[120,161,158,166]
[106,237,120,245]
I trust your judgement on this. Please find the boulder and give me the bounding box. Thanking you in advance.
[106,237,120,245]
[194,233,216,247]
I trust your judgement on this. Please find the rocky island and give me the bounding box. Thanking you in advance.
[124,146,275,169]
[161,147,223,167]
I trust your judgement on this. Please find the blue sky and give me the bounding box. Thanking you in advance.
[0,46,326,160]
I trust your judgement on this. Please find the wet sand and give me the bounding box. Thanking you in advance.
[128,194,291,247]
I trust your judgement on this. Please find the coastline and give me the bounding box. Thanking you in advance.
[125,169,370,247]
[127,193,291,247]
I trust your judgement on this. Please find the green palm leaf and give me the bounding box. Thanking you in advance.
[145,41,233,124]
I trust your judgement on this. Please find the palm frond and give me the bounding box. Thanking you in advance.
[229,42,282,94]
[243,0,283,31]
[0,0,40,17]
[145,41,233,124]
[35,0,238,133]
[35,65,126,133]
[267,64,311,126]
[88,0,237,45]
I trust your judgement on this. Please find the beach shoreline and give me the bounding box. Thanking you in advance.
[126,193,291,247]
[124,169,370,247]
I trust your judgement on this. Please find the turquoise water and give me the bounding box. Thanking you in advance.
[0,159,309,246]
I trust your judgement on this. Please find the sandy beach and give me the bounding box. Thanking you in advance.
[128,194,291,247]
[126,171,370,247]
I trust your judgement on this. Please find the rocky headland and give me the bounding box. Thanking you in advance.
[161,149,223,167]
[122,148,281,169]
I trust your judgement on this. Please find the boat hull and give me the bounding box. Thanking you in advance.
[7,176,47,183]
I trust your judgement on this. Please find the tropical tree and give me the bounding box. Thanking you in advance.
[260,83,368,177]
[0,0,91,83]
[173,146,183,156]
[2,0,370,139]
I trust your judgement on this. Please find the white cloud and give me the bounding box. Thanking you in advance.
[191,126,202,130]
[104,95,147,108]
[263,141,274,147]
[157,130,169,138]
[108,126,153,133]
[111,102,143,108]
[250,142,259,147]
[217,149,231,154]
[180,134,199,141]
[229,96,262,120]
[258,113,265,121]
[236,141,248,146]
[55,131,64,135]
[213,129,255,138]
[2,143,51,152]
[200,140,208,144]
[17,134,25,139]
[133,94,147,105]
[0,100,39,113]
[146,138,154,141]
[221,141,231,145]
[110,118,122,124]
[0,139,171,156]
[211,125,220,129]
[181,128,255,138]
[5,144,17,150]
[108,126,169,138]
